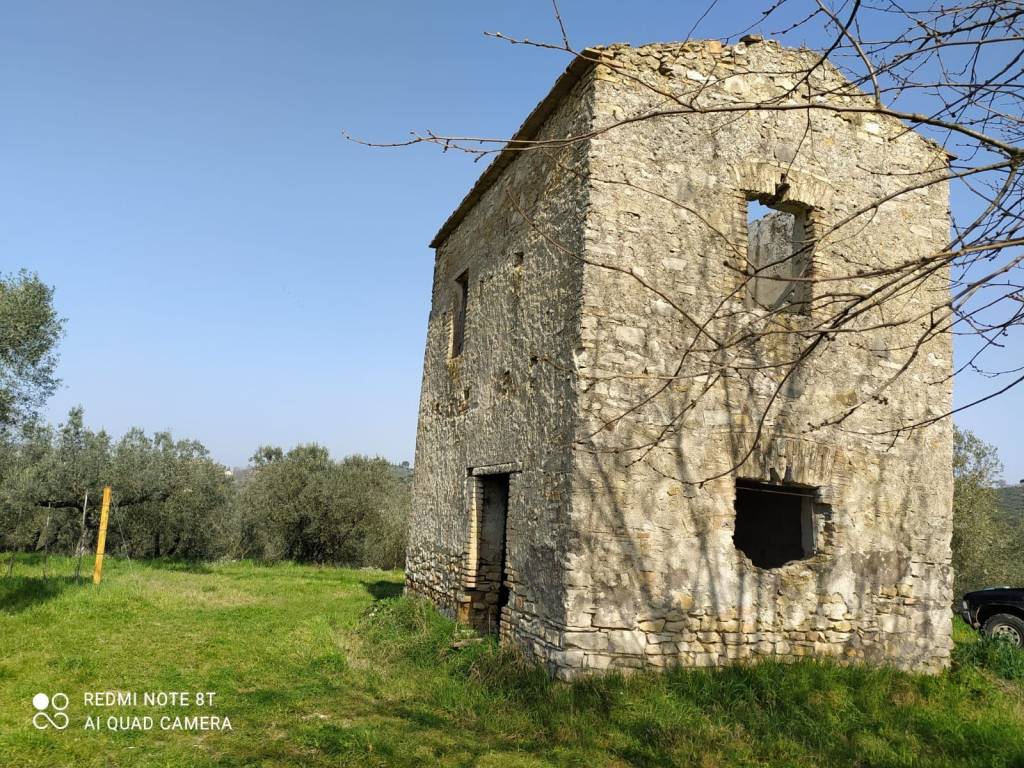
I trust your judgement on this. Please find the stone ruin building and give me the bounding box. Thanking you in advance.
[406,39,954,678]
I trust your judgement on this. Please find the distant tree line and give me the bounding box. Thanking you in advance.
[0,407,410,569]
[5,406,1020,593]
[2,271,1019,589]
[0,270,412,571]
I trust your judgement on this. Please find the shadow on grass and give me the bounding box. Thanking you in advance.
[0,575,85,614]
[364,580,403,600]
[5,551,47,566]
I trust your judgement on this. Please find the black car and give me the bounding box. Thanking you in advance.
[961,587,1024,647]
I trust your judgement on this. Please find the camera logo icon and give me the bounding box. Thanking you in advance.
[32,692,69,730]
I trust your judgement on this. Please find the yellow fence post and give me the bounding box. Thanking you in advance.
[92,486,112,585]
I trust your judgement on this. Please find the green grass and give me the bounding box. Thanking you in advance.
[1,554,1022,767]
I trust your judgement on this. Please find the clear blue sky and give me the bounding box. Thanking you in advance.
[2,2,1020,481]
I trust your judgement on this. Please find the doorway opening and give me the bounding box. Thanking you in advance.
[470,473,510,634]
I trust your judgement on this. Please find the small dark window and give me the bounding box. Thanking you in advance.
[733,479,816,569]
[451,270,469,358]
[746,199,811,313]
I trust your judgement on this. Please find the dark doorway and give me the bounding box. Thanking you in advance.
[472,473,510,634]
[733,479,816,569]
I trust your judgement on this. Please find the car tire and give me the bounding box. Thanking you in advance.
[982,613,1024,647]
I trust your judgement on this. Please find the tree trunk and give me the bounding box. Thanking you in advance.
[38,505,52,579]
[4,502,28,578]
[74,491,90,582]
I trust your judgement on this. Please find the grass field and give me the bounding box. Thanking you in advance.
[1,554,1023,767]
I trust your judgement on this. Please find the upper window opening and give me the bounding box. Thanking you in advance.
[733,479,817,569]
[746,198,811,314]
[451,270,469,358]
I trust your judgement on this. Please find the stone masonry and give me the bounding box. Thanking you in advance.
[406,39,954,679]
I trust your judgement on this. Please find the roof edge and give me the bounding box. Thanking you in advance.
[429,49,601,249]
[429,40,958,249]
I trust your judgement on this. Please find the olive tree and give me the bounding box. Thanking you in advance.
[952,427,1024,596]
[0,271,63,431]
[238,445,410,567]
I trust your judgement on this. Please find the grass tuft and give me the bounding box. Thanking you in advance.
[953,631,1024,681]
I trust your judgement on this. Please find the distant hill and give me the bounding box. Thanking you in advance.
[997,485,1024,523]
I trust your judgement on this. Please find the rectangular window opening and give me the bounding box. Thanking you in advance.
[733,479,817,569]
[451,269,469,358]
[746,198,812,314]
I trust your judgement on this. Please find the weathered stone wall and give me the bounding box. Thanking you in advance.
[560,41,953,676]
[410,39,954,680]
[406,69,594,666]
